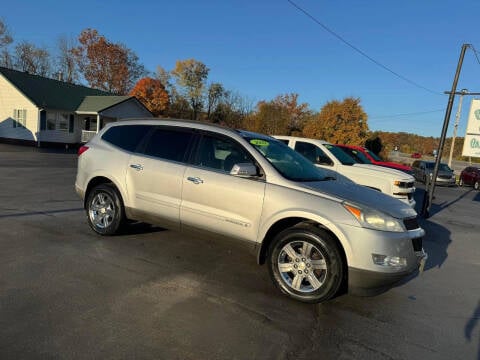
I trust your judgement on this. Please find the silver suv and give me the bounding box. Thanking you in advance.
[76,119,427,303]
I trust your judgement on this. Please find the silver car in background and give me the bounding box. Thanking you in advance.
[76,119,427,303]
[411,160,456,186]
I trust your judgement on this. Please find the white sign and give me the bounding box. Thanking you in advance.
[462,99,480,157]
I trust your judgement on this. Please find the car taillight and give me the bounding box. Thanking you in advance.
[78,145,89,156]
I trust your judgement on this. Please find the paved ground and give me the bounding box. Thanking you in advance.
[0,143,479,360]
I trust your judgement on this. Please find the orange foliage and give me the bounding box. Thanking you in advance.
[130,77,169,116]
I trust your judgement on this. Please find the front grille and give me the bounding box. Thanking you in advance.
[403,217,419,230]
[412,237,423,252]
[397,181,415,189]
[438,175,452,180]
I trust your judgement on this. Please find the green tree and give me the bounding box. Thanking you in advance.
[171,59,209,120]
[303,97,369,144]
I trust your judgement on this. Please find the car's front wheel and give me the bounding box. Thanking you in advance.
[267,225,344,303]
[86,184,125,235]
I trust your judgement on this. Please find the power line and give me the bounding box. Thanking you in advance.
[287,0,442,96]
[369,109,445,120]
[469,44,480,65]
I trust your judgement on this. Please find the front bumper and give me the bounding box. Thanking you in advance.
[348,248,428,296]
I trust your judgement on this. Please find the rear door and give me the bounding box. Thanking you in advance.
[180,132,266,242]
[125,126,195,229]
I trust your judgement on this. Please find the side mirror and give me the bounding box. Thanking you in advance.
[230,163,258,177]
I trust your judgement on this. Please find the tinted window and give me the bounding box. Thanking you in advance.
[295,141,333,166]
[143,128,193,162]
[323,144,356,165]
[337,146,371,164]
[195,135,252,173]
[102,125,150,152]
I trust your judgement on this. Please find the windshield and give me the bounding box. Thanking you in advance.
[336,146,372,164]
[245,137,331,181]
[323,144,356,165]
[365,148,382,162]
[425,162,452,171]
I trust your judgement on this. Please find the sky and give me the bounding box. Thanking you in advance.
[2,0,480,137]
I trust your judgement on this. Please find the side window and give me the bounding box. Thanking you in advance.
[277,139,289,145]
[102,125,150,152]
[295,141,332,166]
[195,135,252,173]
[143,128,193,163]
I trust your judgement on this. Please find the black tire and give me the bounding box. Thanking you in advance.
[459,177,464,187]
[267,225,344,303]
[475,181,479,190]
[86,183,125,235]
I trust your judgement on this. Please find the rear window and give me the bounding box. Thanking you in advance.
[102,125,150,152]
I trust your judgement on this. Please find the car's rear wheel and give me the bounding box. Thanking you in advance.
[475,181,479,190]
[459,177,464,187]
[86,184,125,235]
[267,225,344,303]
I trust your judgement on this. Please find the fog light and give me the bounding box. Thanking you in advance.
[372,254,407,268]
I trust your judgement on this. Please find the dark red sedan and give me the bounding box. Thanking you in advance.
[459,166,480,190]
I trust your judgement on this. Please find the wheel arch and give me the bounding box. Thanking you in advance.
[84,175,126,210]
[257,216,349,272]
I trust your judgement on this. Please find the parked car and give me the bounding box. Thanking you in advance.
[76,119,426,303]
[411,152,422,159]
[274,136,416,208]
[411,160,456,186]
[336,144,412,174]
[459,166,480,190]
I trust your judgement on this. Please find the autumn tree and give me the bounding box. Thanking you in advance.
[303,97,369,144]
[13,41,51,76]
[245,93,311,135]
[72,28,145,94]
[206,83,225,120]
[55,36,78,83]
[171,59,209,120]
[0,19,13,68]
[211,90,253,128]
[130,77,169,116]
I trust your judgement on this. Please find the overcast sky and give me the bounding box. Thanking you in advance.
[3,0,480,137]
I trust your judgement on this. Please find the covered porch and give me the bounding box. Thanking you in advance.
[76,96,153,143]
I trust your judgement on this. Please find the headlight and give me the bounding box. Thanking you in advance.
[343,202,406,232]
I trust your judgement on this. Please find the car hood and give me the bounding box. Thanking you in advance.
[298,179,417,219]
[351,163,415,180]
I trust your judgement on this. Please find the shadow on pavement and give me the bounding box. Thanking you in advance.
[465,300,480,360]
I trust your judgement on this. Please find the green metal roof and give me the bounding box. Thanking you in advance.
[0,66,112,111]
[76,96,131,113]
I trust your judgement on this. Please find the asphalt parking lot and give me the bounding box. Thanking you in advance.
[0,143,479,360]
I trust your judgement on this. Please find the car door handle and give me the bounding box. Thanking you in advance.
[187,176,204,184]
[130,164,144,171]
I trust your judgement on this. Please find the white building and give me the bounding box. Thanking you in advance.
[0,66,153,147]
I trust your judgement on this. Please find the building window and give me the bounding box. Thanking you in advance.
[47,112,56,130]
[12,109,27,128]
[45,112,72,131]
[58,113,69,131]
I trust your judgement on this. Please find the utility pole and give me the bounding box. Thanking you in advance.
[422,44,469,218]
[448,89,467,168]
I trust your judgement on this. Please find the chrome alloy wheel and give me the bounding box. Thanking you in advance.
[277,241,327,293]
[89,192,116,229]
